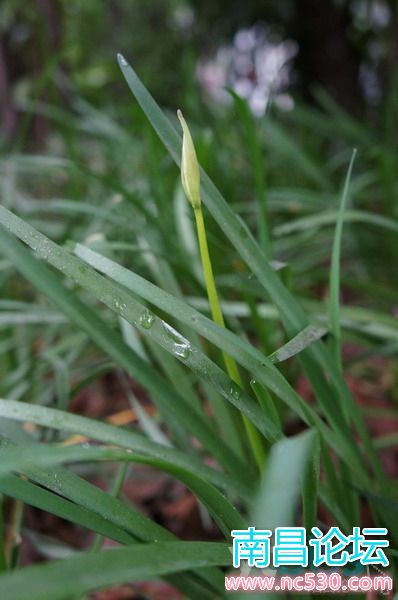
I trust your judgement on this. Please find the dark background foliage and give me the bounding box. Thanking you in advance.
[1,0,398,145]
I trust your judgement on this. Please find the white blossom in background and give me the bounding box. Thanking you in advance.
[197,25,297,116]
[350,0,392,106]
[351,0,391,30]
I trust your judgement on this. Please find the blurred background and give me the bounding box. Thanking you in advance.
[1,0,397,286]
[1,0,398,142]
[0,2,398,594]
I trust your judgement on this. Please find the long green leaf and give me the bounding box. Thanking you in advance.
[0,436,246,536]
[0,187,370,484]
[0,421,178,547]
[0,220,249,487]
[230,90,270,256]
[273,208,398,237]
[252,430,315,530]
[0,204,273,458]
[268,325,327,364]
[72,243,370,478]
[117,54,381,484]
[329,149,357,372]
[0,474,136,545]
[0,541,230,600]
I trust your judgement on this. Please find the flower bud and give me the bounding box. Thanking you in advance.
[177,109,201,209]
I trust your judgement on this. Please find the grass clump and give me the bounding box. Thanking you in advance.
[0,53,395,598]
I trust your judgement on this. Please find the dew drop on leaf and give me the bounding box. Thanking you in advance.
[139,309,156,329]
[173,342,191,360]
[229,383,241,401]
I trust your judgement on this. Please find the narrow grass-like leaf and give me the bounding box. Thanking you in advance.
[250,380,281,434]
[302,434,321,531]
[268,325,327,364]
[0,438,246,536]
[0,312,66,326]
[188,297,398,343]
[0,422,237,597]
[230,90,271,256]
[0,398,246,499]
[178,109,265,471]
[329,149,357,372]
[273,208,398,237]
[21,463,227,598]
[0,219,248,486]
[116,55,381,484]
[73,243,372,476]
[0,474,136,545]
[252,430,315,531]
[0,541,230,600]
[0,419,229,593]
[73,245,313,425]
[135,211,245,455]
[0,207,281,451]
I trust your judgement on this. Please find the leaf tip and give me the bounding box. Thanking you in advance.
[117,53,128,68]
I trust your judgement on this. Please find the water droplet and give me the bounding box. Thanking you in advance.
[162,322,191,360]
[118,53,128,66]
[35,239,52,260]
[52,472,62,491]
[229,384,241,401]
[163,322,183,342]
[139,309,155,329]
[113,299,126,314]
[173,343,191,359]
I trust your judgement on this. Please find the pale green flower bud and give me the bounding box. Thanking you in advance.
[177,109,201,209]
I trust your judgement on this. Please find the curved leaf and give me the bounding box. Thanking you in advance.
[0,541,230,600]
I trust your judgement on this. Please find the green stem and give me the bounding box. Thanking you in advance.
[90,462,129,554]
[194,207,266,471]
[4,498,24,568]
